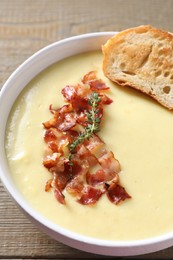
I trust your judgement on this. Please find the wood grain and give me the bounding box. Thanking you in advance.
[1,0,173,259]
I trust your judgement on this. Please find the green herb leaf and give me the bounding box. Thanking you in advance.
[68,92,102,164]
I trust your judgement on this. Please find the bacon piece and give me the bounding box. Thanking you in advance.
[76,84,92,100]
[51,167,71,191]
[47,141,59,153]
[43,113,76,131]
[44,128,57,142]
[43,153,61,169]
[66,174,84,197]
[66,156,89,197]
[78,186,103,205]
[71,94,89,112]
[100,94,113,105]
[76,112,87,126]
[54,188,65,204]
[59,112,77,131]
[89,80,110,91]
[61,85,76,101]
[62,85,90,112]
[82,71,97,84]
[44,172,68,205]
[86,169,106,186]
[44,129,71,155]
[67,129,79,138]
[84,134,105,157]
[98,151,121,179]
[106,182,131,205]
[43,104,76,131]
[45,178,53,192]
[82,71,110,91]
[43,117,56,129]
[84,144,121,184]
[70,155,90,177]
[77,145,98,167]
[49,104,57,114]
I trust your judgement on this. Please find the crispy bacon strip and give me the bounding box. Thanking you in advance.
[82,71,109,90]
[61,85,76,101]
[98,151,121,181]
[66,174,84,198]
[77,145,98,167]
[43,71,131,206]
[45,178,53,192]
[62,84,91,112]
[86,169,106,187]
[106,183,131,205]
[43,104,77,131]
[78,186,103,205]
[44,128,71,154]
[89,80,110,91]
[43,153,61,169]
[54,188,66,204]
[100,94,113,105]
[82,71,97,84]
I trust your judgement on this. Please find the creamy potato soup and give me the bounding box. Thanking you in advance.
[5,51,173,240]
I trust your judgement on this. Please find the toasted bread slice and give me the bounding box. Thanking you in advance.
[102,25,173,110]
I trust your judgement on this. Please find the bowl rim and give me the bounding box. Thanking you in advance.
[1,31,173,255]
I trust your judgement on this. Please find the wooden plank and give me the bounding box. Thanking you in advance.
[0,184,101,259]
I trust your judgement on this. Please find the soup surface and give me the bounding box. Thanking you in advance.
[5,51,173,241]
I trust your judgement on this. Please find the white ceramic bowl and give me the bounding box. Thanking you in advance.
[1,32,173,257]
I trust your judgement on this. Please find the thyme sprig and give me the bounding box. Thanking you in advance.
[68,92,101,166]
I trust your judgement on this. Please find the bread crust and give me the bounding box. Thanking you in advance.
[102,25,173,110]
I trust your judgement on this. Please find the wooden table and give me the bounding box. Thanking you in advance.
[1,0,173,259]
